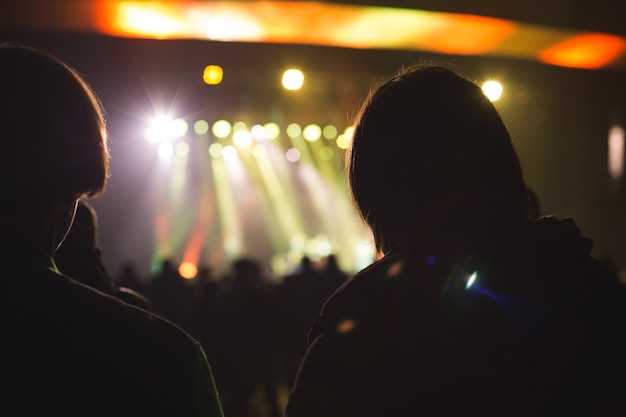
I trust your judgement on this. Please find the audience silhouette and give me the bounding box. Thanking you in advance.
[0,43,223,416]
[55,199,155,311]
[213,257,282,417]
[285,64,626,417]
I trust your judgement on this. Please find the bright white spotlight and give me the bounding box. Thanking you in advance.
[233,130,252,147]
[466,271,478,289]
[222,145,238,161]
[482,80,503,101]
[212,120,232,138]
[157,143,174,158]
[282,69,304,90]
[303,124,322,142]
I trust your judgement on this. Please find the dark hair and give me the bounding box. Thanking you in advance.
[0,44,109,213]
[347,65,527,255]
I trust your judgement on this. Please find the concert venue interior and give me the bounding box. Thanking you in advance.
[2,0,626,281]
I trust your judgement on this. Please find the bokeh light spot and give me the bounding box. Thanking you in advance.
[212,120,232,138]
[233,129,253,147]
[179,262,198,279]
[209,142,224,157]
[286,123,302,138]
[323,124,338,139]
[222,145,238,161]
[175,142,190,156]
[263,122,280,140]
[203,65,223,85]
[194,120,209,135]
[157,143,174,158]
[303,124,322,142]
[282,69,304,90]
[387,260,404,278]
[336,319,356,334]
[286,148,300,162]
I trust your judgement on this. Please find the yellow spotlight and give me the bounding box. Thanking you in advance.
[263,122,280,140]
[303,124,322,142]
[209,142,224,158]
[482,80,503,101]
[323,125,338,139]
[336,134,350,150]
[203,65,223,85]
[194,120,209,135]
[286,123,302,138]
[212,120,232,138]
[282,69,304,90]
[179,262,198,279]
[233,121,248,132]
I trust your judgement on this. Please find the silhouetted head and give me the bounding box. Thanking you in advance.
[0,44,109,217]
[347,65,527,255]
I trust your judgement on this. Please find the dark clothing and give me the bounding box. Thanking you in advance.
[1,243,223,417]
[286,217,626,417]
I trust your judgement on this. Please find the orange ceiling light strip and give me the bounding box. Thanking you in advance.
[539,33,626,69]
[3,0,626,70]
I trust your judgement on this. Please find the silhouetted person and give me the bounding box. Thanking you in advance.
[191,265,221,361]
[114,261,148,295]
[0,44,223,416]
[278,256,337,387]
[55,199,155,311]
[286,65,626,417]
[146,258,195,332]
[214,257,282,417]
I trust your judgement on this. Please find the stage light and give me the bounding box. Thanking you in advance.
[323,125,338,139]
[303,124,322,142]
[157,143,174,158]
[286,123,302,138]
[209,142,224,158]
[250,124,265,140]
[194,120,209,135]
[286,148,301,162]
[282,69,304,90]
[144,116,188,143]
[482,80,503,101]
[263,122,280,140]
[233,130,253,147]
[222,145,238,161]
[179,262,198,279]
[212,120,232,138]
[203,65,223,85]
[336,134,350,150]
[175,142,190,157]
